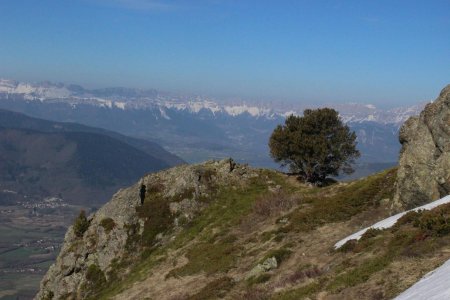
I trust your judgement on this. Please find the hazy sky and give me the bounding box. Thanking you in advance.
[0,0,449,106]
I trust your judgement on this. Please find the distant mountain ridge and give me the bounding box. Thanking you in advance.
[0,108,184,166]
[0,78,425,125]
[0,78,426,169]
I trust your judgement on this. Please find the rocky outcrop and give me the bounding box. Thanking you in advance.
[393,85,450,210]
[35,158,257,299]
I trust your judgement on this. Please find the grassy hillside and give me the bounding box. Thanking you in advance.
[40,162,450,299]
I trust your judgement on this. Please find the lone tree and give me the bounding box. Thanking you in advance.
[269,108,360,184]
[73,210,90,237]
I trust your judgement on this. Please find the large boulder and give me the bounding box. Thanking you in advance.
[393,84,450,210]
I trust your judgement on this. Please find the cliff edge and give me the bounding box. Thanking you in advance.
[36,158,252,299]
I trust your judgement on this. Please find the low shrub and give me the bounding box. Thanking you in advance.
[360,228,383,241]
[339,239,357,253]
[136,195,173,246]
[100,218,115,233]
[42,290,54,300]
[393,210,422,229]
[413,208,450,236]
[284,265,322,285]
[147,182,165,194]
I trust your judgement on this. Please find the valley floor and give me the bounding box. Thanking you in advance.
[0,201,83,299]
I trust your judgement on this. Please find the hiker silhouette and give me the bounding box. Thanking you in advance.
[139,184,146,205]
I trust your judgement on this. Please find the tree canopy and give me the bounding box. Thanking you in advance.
[269,108,360,184]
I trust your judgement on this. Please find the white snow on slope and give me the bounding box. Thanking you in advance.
[394,258,450,300]
[114,101,126,110]
[0,79,72,99]
[224,104,272,117]
[159,107,171,120]
[334,195,450,249]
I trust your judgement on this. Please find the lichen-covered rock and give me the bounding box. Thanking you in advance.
[393,84,450,211]
[246,257,278,279]
[36,158,257,299]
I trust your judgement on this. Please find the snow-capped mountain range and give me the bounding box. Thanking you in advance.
[0,78,425,125]
[0,78,429,170]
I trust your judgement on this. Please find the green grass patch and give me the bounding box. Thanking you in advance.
[97,249,166,300]
[167,238,239,277]
[83,264,107,299]
[327,255,392,293]
[170,171,284,250]
[247,273,271,286]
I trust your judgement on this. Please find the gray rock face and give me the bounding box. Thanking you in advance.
[393,85,450,210]
[36,185,142,300]
[36,158,257,299]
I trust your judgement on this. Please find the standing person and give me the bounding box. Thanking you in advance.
[139,184,146,205]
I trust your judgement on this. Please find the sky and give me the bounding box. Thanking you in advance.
[0,0,449,107]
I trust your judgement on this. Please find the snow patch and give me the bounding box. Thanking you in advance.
[334,195,450,249]
[95,98,112,108]
[394,258,450,299]
[224,104,272,117]
[282,110,299,117]
[114,101,126,110]
[159,107,171,120]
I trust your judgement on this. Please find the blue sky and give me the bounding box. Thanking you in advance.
[0,0,448,106]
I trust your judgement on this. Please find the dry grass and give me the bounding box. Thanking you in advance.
[96,168,450,300]
[252,191,299,218]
